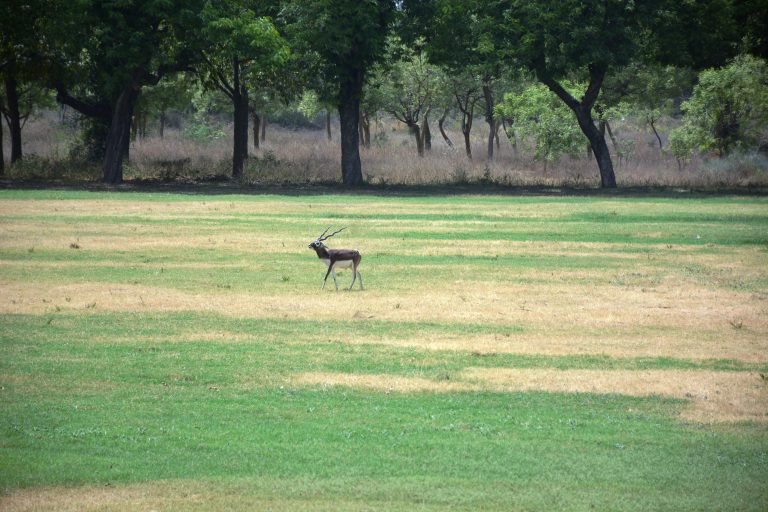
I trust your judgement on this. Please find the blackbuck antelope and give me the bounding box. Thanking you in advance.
[308,227,363,291]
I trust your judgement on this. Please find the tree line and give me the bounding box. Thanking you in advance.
[1,0,766,187]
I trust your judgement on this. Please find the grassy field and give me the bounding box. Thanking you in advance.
[1,189,767,511]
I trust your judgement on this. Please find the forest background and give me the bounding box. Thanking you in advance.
[1,0,767,189]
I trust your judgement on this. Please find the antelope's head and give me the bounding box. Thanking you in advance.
[308,227,346,250]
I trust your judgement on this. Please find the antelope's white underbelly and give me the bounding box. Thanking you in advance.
[322,258,354,270]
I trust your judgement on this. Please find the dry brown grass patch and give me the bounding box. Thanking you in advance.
[292,371,476,394]
[292,369,768,423]
[0,480,428,512]
[3,279,766,361]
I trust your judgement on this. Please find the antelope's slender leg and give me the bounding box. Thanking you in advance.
[322,263,334,290]
[332,269,339,291]
[357,271,363,290]
[348,262,357,290]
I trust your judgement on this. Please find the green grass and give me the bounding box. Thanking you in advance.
[1,190,767,510]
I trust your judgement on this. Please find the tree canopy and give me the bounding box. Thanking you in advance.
[1,0,764,186]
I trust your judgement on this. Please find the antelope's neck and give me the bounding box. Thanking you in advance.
[313,246,330,259]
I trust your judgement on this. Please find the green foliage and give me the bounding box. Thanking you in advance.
[282,0,397,104]
[372,39,445,127]
[670,55,768,160]
[496,82,584,162]
[199,1,289,92]
[297,89,323,119]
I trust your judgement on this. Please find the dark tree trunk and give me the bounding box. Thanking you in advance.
[358,110,370,148]
[604,120,619,154]
[231,58,250,179]
[538,66,617,188]
[326,110,332,140]
[251,110,261,149]
[260,114,266,142]
[0,114,4,174]
[4,73,23,163]
[361,112,371,148]
[649,117,663,150]
[338,72,364,185]
[482,83,495,161]
[438,108,454,148]
[461,112,473,159]
[409,122,424,157]
[576,108,616,187]
[131,112,138,142]
[140,111,148,138]
[102,84,139,184]
[421,110,432,152]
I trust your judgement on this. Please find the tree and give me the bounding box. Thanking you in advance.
[374,40,444,156]
[50,0,206,183]
[0,0,57,166]
[283,0,396,185]
[496,81,584,168]
[449,72,483,159]
[408,0,733,187]
[138,74,194,139]
[669,55,768,161]
[298,89,335,141]
[197,1,288,178]
[404,0,505,161]
[601,62,695,152]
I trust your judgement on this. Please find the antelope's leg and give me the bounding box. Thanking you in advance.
[348,263,357,290]
[322,264,334,290]
[332,269,339,291]
[357,271,363,290]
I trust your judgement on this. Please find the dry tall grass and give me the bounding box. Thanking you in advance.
[6,110,767,187]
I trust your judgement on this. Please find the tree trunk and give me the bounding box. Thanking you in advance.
[0,113,4,174]
[338,72,364,185]
[326,110,332,140]
[260,114,266,142]
[421,110,432,152]
[538,67,616,188]
[102,85,138,184]
[359,111,371,148]
[409,122,424,157]
[231,59,249,179]
[361,112,371,148]
[251,110,261,149]
[438,108,454,148]
[649,117,663,150]
[140,111,148,138]
[604,121,619,154]
[159,110,166,139]
[131,112,138,142]
[232,92,248,178]
[461,112,473,159]
[482,83,495,161]
[4,73,23,163]
[576,107,616,188]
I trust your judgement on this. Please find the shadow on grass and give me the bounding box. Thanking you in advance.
[2,178,768,198]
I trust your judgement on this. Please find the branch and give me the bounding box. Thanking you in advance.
[581,64,605,111]
[54,84,110,121]
[200,53,235,98]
